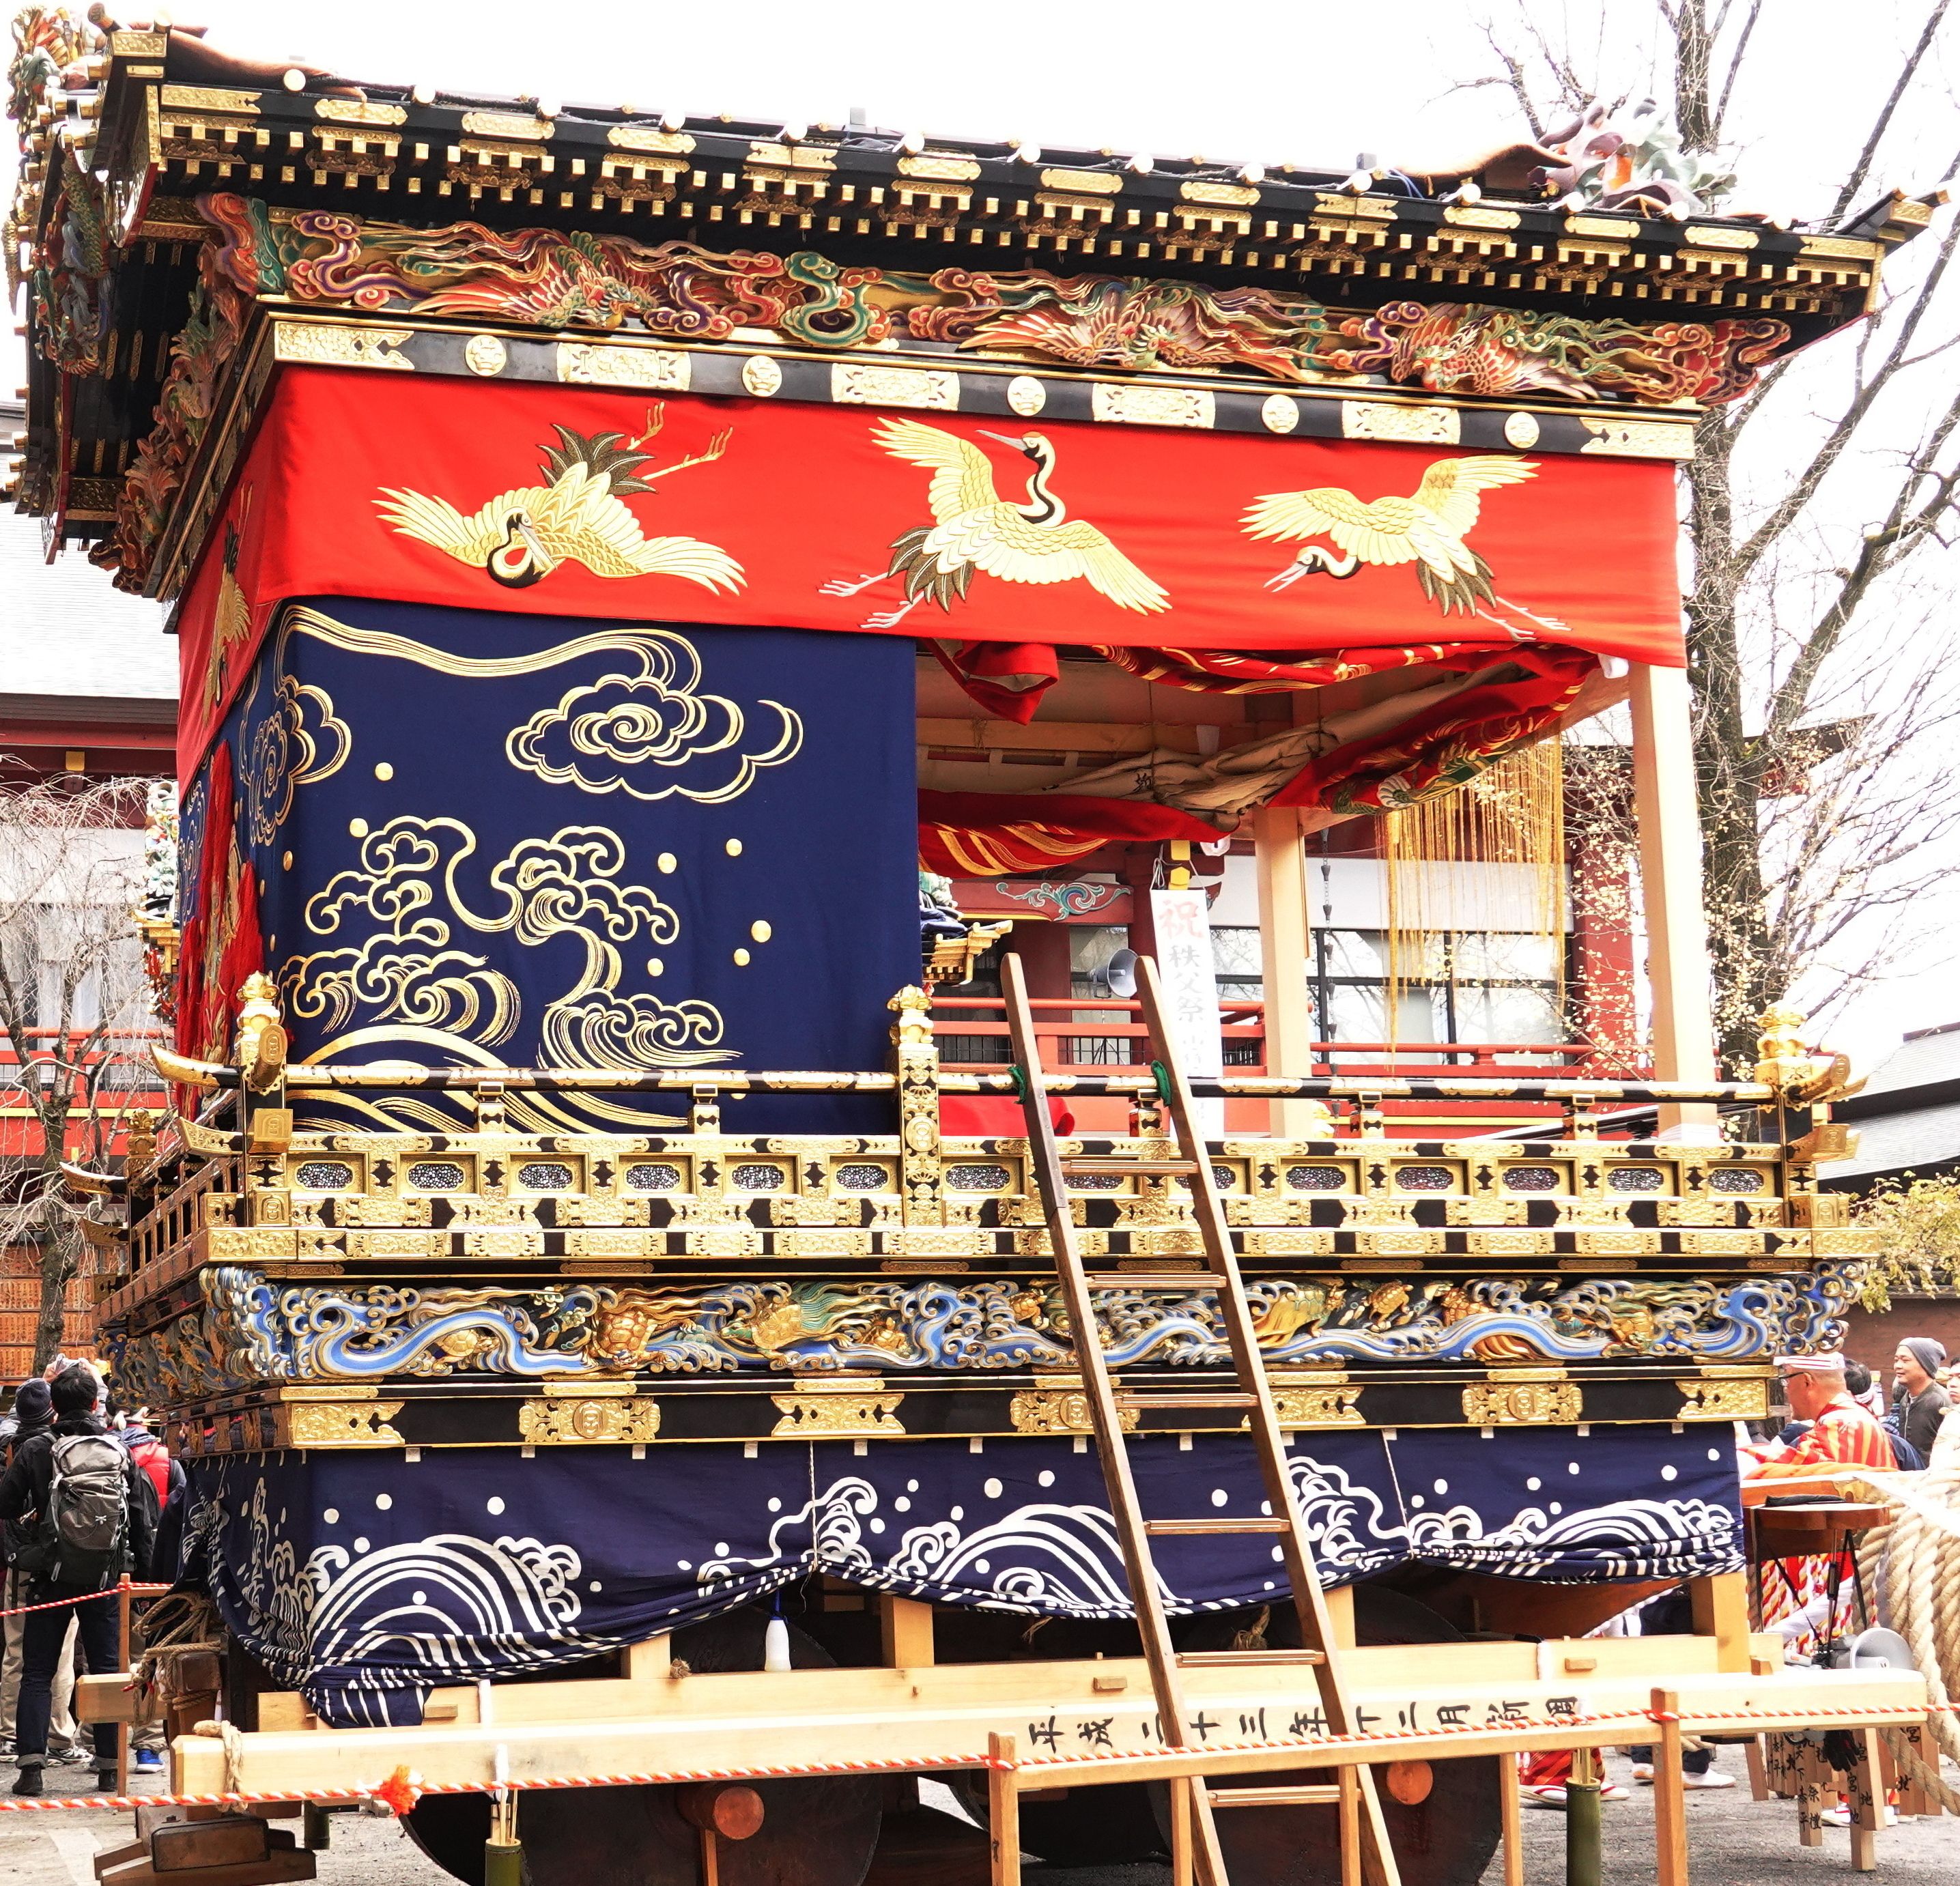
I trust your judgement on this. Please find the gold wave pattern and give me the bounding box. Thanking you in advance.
[282,943,519,1047]
[281,605,801,804]
[293,817,727,1076]
[246,672,352,846]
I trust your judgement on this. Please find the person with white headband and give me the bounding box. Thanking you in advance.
[1743,1354,1896,1478]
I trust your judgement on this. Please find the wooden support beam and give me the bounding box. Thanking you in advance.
[1847,1725,1884,1872]
[987,1732,1020,1886]
[1686,1571,1750,1673]
[1744,1736,1770,1802]
[1650,1686,1690,1886]
[1252,805,1317,1137]
[1322,1585,1356,1651]
[1496,1755,1524,1886]
[1628,665,1718,1137]
[878,1597,935,1670]
[167,1659,1929,1799]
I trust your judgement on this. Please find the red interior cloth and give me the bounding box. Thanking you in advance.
[941,1095,1077,1137]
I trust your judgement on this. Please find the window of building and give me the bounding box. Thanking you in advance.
[1311,929,1566,1055]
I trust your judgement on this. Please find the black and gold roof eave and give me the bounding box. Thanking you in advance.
[10,34,1936,552]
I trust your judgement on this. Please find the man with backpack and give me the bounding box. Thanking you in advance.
[0,1365,160,1796]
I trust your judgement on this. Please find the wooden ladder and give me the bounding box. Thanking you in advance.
[1001,952,1402,1886]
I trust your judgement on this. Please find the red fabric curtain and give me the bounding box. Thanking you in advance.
[918,792,1221,874]
[1093,642,1498,694]
[175,369,1684,777]
[1273,646,1596,813]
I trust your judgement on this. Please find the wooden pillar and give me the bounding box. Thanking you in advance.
[1628,665,1718,1136]
[1253,805,1318,1137]
[1846,1726,1884,1872]
[988,1731,1021,1886]
[1122,848,1161,961]
[1686,1570,1750,1672]
[1495,1754,1524,1886]
[1650,1687,1690,1886]
[877,1595,935,1668]
[1010,919,1074,1074]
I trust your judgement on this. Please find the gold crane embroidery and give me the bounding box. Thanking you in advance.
[375,408,744,592]
[821,418,1168,628]
[201,488,255,717]
[1242,456,1557,633]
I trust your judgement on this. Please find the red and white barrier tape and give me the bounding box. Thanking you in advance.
[0,1583,168,1621]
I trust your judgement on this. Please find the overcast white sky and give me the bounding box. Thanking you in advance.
[6,0,1956,1063]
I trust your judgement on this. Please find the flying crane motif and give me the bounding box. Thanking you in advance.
[375,408,744,593]
[1242,455,1568,638]
[821,418,1169,628]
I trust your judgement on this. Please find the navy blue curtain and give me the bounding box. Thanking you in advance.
[190,599,916,1132]
[187,1426,1741,1726]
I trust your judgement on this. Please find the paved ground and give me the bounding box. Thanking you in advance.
[3,1749,1958,1885]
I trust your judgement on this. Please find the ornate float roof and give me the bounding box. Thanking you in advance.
[5,10,1944,579]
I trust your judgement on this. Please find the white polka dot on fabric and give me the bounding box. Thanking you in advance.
[354,1537,370,1552]
[677,1560,692,1571]
[1567,1461,1581,1475]
[324,1508,340,1524]
[950,1506,963,1521]
[976,1559,990,1574]
[1263,1581,1275,1591]
[413,1590,427,1606]
[1525,1478,1541,1493]
[984,1477,1004,1498]
[1271,1546,1285,1562]
[1038,1472,1055,1489]
[1432,1479,1448,1496]
[1709,1448,1722,1462]
[375,1494,391,1511]
[907,1480,920,1493]
[486,1497,505,1515]
[894,1496,911,1512]
[1548,1503,1562,1515]
[1210,1488,1229,1508]
[869,1518,885,1535]
[1410,1495,1425,1509]
[715,1541,729,1556]
[767,1497,782,1513]
[1259,1500,1272,1516]
[589,1580,602,1592]
[1662,1464,1678,1481]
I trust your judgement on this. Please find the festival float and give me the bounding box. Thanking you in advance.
[8,9,1942,1885]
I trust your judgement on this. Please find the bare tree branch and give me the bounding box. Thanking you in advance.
[1828,0,1952,225]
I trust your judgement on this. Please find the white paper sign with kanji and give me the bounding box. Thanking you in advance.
[1150,888,1223,1137]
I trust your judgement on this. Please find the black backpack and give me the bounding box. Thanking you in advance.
[16,1433,153,1588]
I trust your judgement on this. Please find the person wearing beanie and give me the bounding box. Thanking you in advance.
[1894,1339,1952,1461]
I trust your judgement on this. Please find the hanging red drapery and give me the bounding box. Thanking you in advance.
[918,792,1223,875]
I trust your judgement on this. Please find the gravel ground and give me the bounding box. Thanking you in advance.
[4,1747,1958,1886]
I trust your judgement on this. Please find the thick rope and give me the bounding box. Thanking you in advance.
[1832,1410,1960,1771]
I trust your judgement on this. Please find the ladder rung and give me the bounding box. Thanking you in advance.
[1144,1517,1290,1535]
[1061,1159,1198,1175]
[1177,1648,1326,1667]
[1205,1784,1340,1808]
[1116,1392,1257,1410]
